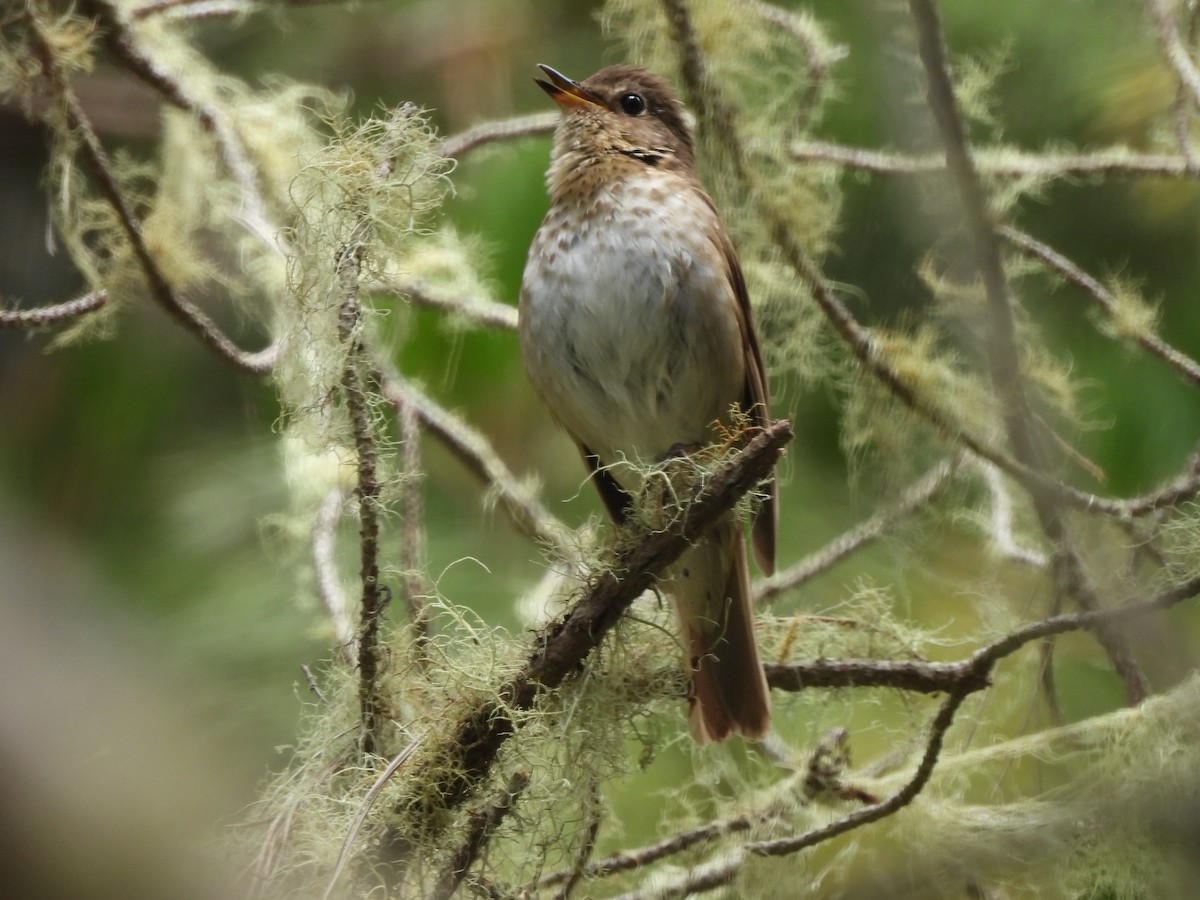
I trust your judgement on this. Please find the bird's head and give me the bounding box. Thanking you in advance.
[535,64,696,191]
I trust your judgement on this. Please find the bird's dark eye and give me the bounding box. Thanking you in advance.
[618,92,646,116]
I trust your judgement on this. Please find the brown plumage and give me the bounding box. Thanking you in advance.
[520,64,776,742]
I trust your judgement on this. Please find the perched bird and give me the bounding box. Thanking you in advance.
[520,64,777,742]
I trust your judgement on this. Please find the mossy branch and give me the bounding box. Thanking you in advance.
[336,238,387,757]
[26,3,277,374]
[906,0,1149,704]
[375,418,793,868]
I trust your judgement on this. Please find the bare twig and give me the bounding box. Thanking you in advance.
[1147,0,1200,110]
[538,813,755,890]
[0,289,107,329]
[312,487,355,663]
[1002,226,1200,386]
[609,849,747,898]
[26,9,277,374]
[381,373,574,560]
[764,657,987,695]
[439,111,559,159]
[978,461,1048,568]
[789,141,1200,178]
[375,419,793,866]
[129,0,351,19]
[756,456,961,604]
[431,771,530,900]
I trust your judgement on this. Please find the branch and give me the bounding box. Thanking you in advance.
[789,141,1200,178]
[380,373,574,561]
[337,233,386,757]
[746,687,970,859]
[438,111,558,159]
[375,419,793,865]
[1001,226,1200,386]
[0,289,107,329]
[755,456,961,604]
[431,771,529,900]
[26,9,277,374]
[394,389,431,653]
[1147,0,1200,110]
[82,0,277,248]
[128,0,351,19]
[906,0,1149,703]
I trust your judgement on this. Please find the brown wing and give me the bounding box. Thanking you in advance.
[705,197,778,576]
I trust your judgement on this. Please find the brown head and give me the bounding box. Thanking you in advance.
[535,64,695,195]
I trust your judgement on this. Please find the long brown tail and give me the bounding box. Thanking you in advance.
[672,521,771,743]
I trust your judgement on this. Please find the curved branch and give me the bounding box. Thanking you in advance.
[439,112,558,160]
[27,11,277,374]
[0,290,107,329]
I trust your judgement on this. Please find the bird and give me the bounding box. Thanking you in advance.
[519,63,777,742]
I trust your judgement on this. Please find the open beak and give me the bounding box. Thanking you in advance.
[535,64,604,110]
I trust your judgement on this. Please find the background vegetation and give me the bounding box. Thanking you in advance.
[3,0,1200,897]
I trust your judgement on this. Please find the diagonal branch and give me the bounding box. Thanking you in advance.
[26,7,277,374]
[1002,226,1200,386]
[381,372,574,560]
[755,456,961,604]
[0,289,107,329]
[375,419,793,867]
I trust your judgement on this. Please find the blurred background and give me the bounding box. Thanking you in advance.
[2,0,1200,894]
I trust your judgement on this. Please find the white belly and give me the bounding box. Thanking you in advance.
[520,177,745,477]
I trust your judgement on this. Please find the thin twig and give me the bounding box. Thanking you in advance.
[756,456,961,604]
[747,1,847,134]
[26,9,277,374]
[431,771,530,900]
[763,658,988,695]
[978,461,1048,568]
[0,289,107,328]
[1002,226,1200,386]
[1147,0,1200,110]
[129,0,351,19]
[609,849,747,899]
[381,372,574,560]
[747,687,971,858]
[375,420,794,865]
[439,111,559,159]
[789,141,1199,178]
[319,737,422,900]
